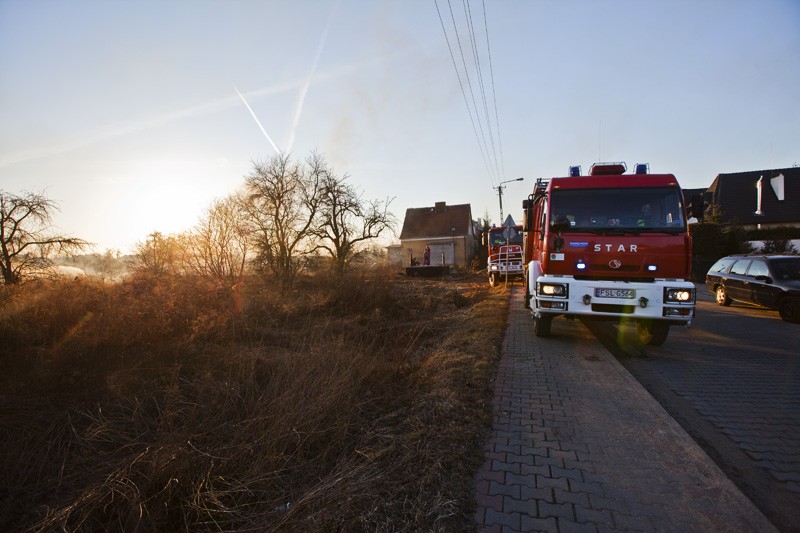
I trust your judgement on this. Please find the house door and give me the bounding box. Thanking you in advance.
[429,243,454,265]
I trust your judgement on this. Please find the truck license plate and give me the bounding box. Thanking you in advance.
[595,288,635,299]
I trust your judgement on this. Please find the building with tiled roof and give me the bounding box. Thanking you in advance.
[397,201,476,268]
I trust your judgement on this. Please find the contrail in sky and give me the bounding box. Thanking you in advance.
[235,86,281,155]
[286,1,339,153]
[0,46,426,169]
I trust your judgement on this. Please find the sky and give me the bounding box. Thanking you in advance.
[1,0,798,254]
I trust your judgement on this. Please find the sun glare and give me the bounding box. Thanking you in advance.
[106,159,233,250]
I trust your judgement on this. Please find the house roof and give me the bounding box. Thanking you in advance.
[399,201,473,240]
[708,167,800,225]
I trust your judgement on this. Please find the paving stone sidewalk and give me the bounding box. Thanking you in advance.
[473,286,775,532]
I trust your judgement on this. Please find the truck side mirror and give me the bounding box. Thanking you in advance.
[522,199,534,232]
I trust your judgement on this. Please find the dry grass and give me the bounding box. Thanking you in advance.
[0,269,509,531]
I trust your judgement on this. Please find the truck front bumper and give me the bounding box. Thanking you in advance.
[489,264,524,275]
[533,276,695,324]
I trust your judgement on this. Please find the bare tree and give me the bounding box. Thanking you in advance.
[131,231,179,275]
[0,190,89,284]
[312,172,395,273]
[184,195,250,280]
[241,153,324,287]
[481,209,493,231]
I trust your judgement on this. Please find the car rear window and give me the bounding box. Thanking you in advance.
[730,259,750,275]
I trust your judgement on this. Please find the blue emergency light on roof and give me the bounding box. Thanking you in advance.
[569,165,581,177]
[634,163,649,174]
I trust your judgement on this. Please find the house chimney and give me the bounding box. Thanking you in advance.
[755,176,763,216]
[434,201,446,212]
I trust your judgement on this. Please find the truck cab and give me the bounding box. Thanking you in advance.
[487,225,524,287]
[522,163,696,345]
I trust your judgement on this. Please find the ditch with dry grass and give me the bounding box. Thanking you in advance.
[0,268,510,532]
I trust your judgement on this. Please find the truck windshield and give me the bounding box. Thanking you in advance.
[550,187,686,232]
[489,227,523,245]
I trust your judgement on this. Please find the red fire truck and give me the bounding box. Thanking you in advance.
[487,224,524,287]
[522,162,695,345]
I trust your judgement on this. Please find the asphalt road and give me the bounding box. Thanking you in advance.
[581,286,800,532]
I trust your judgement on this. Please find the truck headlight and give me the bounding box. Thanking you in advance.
[664,288,694,303]
[538,283,568,297]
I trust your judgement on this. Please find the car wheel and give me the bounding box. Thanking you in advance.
[715,285,731,306]
[779,298,799,323]
[637,320,669,346]
[533,315,552,337]
[489,273,497,288]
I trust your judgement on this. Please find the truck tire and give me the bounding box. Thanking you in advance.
[534,315,552,338]
[637,320,669,346]
[489,273,497,287]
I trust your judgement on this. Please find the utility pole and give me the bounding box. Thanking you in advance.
[494,178,524,223]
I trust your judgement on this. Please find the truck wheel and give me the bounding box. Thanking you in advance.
[489,273,497,287]
[715,286,731,306]
[534,315,552,338]
[779,298,799,323]
[637,320,669,346]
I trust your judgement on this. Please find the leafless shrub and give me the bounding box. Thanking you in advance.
[130,231,181,276]
[760,238,798,255]
[182,195,250,280]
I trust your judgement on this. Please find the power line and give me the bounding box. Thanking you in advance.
[445,0,498,185]
[434,0,497,187]
[482,0,506,180]
[434,0,505,190]
[463,0,502,182]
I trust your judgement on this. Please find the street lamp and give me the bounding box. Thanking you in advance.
[494,178,524,223]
